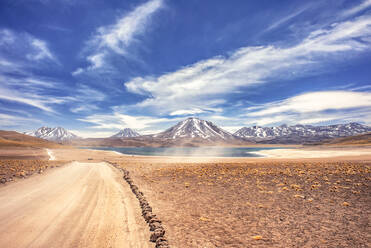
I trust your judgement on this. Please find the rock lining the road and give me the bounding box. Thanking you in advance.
[109,162,170,248]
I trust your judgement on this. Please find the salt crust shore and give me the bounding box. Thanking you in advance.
[255,148,371,158]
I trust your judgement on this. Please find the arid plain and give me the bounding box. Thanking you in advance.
[1,143,369,248]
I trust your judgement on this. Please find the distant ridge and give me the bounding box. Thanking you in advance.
[111,128,140,138]
[24,119,371,147]
[234,122,371,144]
[68,117,248,147]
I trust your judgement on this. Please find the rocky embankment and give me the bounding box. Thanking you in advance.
[110,162,170,248]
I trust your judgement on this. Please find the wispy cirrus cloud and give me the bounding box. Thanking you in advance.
[26,38,56,61]
[92,0,163,55]
[68,84,107,113]
[0,113,41,127]
[0,73,106,114]
[0,29,57,64]
[0,84,65,113]
[124,14,371,115]
[0,27,107,114]
[341,0,371,18]
[0,74,60,89]
[0,28,66,116]
[73,0,164,75]
[265,2,315,32]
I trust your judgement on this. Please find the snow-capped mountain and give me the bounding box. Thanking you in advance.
[25,127,80,142]
[153,117,236,141]
[111,128,140,138]
[234,123,371,143]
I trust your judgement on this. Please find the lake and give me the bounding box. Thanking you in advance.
[85,146,289,157]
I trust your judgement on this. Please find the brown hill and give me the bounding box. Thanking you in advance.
[0,130,62,148]
[69,135,252,147]
[317,132,371,146]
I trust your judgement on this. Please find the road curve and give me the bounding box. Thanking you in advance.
[0,162,151,248]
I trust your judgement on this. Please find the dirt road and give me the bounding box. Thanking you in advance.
[0,162,151,248]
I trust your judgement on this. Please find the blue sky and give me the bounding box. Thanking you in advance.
[0,0,371,137]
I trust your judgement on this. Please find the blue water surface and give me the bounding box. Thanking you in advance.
[83,146,290,157]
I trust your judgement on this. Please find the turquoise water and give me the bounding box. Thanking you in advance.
[85,146,288,157]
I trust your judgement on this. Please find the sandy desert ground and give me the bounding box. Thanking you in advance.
[0,146,370,247]
[123,160,370,247]
[52,146,370,247]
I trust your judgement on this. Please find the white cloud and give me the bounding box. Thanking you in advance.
[72,53,106,75]
[125,15,371,115]
[76,84,106,101]
[169,107,223,116]
[0,85,66,113]
[297,117,341,125]
[245,115,290,126]
[342,0,371,17]
[68,129,115,138]
[70,105,99,113]
[265,3,313,31]
[70,127,164,138]
[243,91,371,126]
[87,53,105,68]
[0,58,15,67]
[27,38,56,61]
[140,129,164,135]
[0,113,40,127]
[67,84,106,113]
[0,72,78,113]
[0,29,104,116]
[221,126,245,133]
[0,29,15,45]
[170,109,204,116]
[94,0,163,55]
[72,68,84,76]
[75,0,163,74]
[350,85,371,91]
[0,28,57,64]
[78,112,181,133]
[248,91,371,116]
[0,74,59,88]
[0,71,106,114]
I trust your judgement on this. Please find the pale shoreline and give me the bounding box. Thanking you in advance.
[254,148,371,158]
[93,147,371,159]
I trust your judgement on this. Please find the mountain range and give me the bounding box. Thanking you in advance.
[24,118,371,146]
[234,122,371,144]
